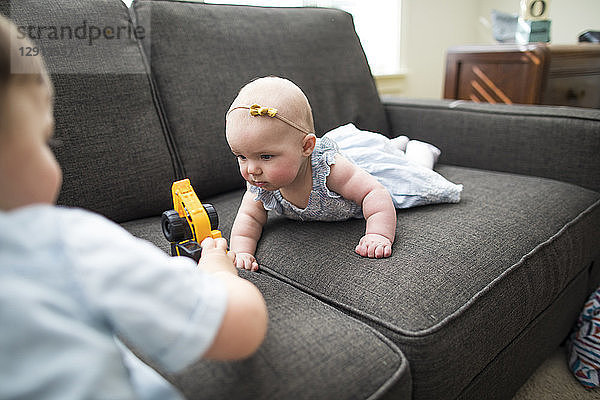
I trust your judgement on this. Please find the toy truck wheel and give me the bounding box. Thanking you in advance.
[161,210,189,242]
[204,203,219,231]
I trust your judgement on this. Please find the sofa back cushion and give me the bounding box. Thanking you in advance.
[133,0,389,198]
[6,0,176,222]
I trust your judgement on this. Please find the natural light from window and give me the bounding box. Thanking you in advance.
[123,0,402,76]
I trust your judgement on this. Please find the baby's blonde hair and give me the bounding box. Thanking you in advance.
[227,76,315,135]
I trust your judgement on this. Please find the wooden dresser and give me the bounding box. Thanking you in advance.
[444,44,600,108]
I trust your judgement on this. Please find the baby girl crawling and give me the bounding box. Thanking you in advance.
[226,77,462,270]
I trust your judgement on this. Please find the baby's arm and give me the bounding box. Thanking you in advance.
[327,155,396,258]
[198,237,268,359]
[230,189,268,271]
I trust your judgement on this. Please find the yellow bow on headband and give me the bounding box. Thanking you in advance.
[249,104,278,117]
[227,103,313,135]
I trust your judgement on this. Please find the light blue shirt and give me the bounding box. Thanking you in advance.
[0,205,227,399]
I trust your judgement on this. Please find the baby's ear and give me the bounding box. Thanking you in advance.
[302,134,316,156]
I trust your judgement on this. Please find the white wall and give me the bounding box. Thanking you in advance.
[551,1,600,43]
[475,0,600,43]
[394,0,600,99]
[399,0,480,98]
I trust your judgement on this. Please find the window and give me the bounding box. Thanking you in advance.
[203,0,403,76]
[122,0,402,76]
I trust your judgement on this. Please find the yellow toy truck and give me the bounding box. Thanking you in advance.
[161,179,221,262]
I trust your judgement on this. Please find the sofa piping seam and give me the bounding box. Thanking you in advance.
[129,3,186,180]
[425,198,600,335]
[254,269,409,399]
[364,325,411,400]
[262,197,600,338]
[138,0,343,10]
[382,101,600,123]
[456,262,590,398]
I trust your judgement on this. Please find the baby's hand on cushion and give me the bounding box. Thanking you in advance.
[355,234,393,258]
[234,252,260,271]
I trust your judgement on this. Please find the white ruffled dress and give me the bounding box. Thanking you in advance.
[249,123,463,222]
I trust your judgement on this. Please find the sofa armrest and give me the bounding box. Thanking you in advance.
[382,97,600,192]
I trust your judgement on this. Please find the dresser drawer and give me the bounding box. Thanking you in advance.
[445,44,600,108]
[542,75,600,108]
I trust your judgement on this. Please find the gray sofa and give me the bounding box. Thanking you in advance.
[5,1,600,399]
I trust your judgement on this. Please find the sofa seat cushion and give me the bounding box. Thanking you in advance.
[122,213,410,400]
[234,166,599,400]
[132,1,389,198]
[123,167,599,399]
[172,271,410,399]
[6,0,176,222]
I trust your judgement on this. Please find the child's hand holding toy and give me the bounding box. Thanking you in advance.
[197,237,237,276]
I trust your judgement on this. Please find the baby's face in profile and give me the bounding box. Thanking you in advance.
[0,80,61,210]
[225,76,316,192]
[226,115,309,192]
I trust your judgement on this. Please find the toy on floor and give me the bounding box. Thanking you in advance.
[161,178,221,262]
